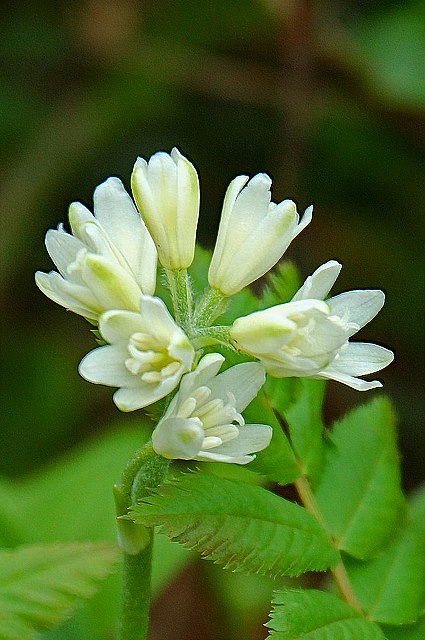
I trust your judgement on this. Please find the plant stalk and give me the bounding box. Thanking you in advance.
[294,475,362,612]
[114,442,169,639]
[165,268,193,331]
[117,540,153,640]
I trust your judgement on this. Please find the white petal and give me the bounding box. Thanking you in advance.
[206,362,266,412]
[229,173,272,230]
[173,147,200,267]
[328,290,385,333]
[35,271,100,320]
[93,177,157,293]
[172,353,225,411]
[98,309,145,344]
[195,450,254,464]
[68,202,95,238]
[318,369,383,391]
[81,254,142,312]
[138,295,186,343]
[113,372,182,411]
[292,260,342,302]
[208,175,249,281]
[208,424,272,457]
[293,204,313,237]
[324,342,394,376]
[218,200,298,294]
[79,344,136,387]
[152,417,204,460]
[167,328,196,371]
[45,228,85,277]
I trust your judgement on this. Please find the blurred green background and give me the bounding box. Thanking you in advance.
[1,1,424,638]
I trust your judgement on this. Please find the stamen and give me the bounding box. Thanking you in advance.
[177,396,198,419]
[202,436,223,450]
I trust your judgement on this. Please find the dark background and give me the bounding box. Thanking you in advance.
[0,1,424,638]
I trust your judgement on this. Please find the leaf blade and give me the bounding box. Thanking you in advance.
[346,500,425,624]
[0,542,118,640]
[265,588,386,639]
[314,396,405,558]
[260,375,326,485]
[128,472,339,578]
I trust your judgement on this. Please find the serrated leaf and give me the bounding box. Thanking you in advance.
[0,423,192,639]
[265,378,326,483]
[128,472,339,577]
[314,397,405,559]
[259,261,301,309]
[346,506,425,625]
[266,588,386,639]
[0,542,118,640]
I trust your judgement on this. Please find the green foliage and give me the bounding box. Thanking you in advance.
[128,472,339,577]
[0,542,118,640]
[383,616,425,640]
[258,261,301,309]
[314,397,405,559]
[345,484,425,625]
[265,588,386,639]
[243,390,300,486]
[265,378,326,483]
[0,423,193,639]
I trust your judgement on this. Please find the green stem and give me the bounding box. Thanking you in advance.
[165,268,193,330]
[189,325,232,350]
[117,542,153,640]
[294,474,362,612]
[192,286,228,327]
[114,441,170,639]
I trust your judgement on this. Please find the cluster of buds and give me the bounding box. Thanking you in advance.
[36,148,393,464]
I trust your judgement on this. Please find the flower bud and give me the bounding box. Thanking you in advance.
[208,173,312,296]
[131,147,200,269]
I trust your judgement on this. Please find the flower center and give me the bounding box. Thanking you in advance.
[125,332,181,383]
[281,309,351,365]
[176,385,243,451]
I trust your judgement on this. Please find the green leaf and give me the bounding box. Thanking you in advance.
[266,378,326,483]
[265,588,386,639]
[410,483,425,536]
[0,422,193,639]
[383,615,425,640]
[243,390,300,486]
[128,472,339,577]
[258,261,301,309]
[314,397,405,559]
[0,542,118,640]
[345,504,425,624]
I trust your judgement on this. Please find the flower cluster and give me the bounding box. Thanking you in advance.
[36,148,393,464]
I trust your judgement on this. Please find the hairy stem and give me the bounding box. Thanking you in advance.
[192,286,228,327]
[165,268,193,330]
[114,442,170,639]
[117,542,153,640]
[294,475,362,611]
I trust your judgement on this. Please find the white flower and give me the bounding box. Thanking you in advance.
[152,353,272,464]
[78,295,195,410]
[131,147,200,270]
[208,173,312,296]
[229,261,394,391]
[35,178,157,322]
